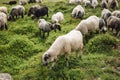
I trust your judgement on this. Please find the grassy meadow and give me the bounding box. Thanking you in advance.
[0,0,120,80]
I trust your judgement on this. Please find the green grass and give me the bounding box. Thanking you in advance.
[0,0,120,80]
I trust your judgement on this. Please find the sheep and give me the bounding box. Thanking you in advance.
[52,22,61,32]
[108,0,119,9]
[0,6,7,14]
[28,5,41,16]
[36,0,42,3]
[112,10,120,18]
[107,16,120,36]
[51,12,64,23]
[101,0,108,9]
[101,8,112,24]
[83,0,91,7]
[0,12,8,30]
[69,0,82,4]
[2,0,17,5]
[38,19,53,38]
[42,29,83,69]
[19,0,28,5]
[0,73,13,80]
[8,5,25,21]
[91,0,98,9]
[28,0,42,3]
[75,15,107,36]
[32,6,49,19]
[72,5,85,19]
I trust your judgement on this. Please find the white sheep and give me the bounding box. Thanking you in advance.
[0,73,13,80]
[69,0,82,4]
[36,0,42,3]
[75,15,107,36]
[38,19,52,38]
[19,0,28,5]
[91,0,98,9]
[0,12,8,30]
[83,0,91,7]
[0,6,7,14]
[101,8,112,24]
[42,29,83,69]
[72,5,85,19]
[51,12,64,23]
[112,10,120,18]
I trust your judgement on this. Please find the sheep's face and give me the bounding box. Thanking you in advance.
[8,15,14,21]
[42,53,51,66]
[101,26,107,33]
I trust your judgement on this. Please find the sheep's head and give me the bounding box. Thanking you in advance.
[8,15,15,21]
[99,19,107,33]
[42,52,51,66]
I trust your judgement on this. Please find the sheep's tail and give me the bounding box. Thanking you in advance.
[2,2,9,5]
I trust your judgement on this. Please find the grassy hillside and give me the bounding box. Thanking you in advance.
[0,0,120,80]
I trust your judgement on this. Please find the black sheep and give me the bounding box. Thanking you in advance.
[3,0,17,5]
[32,6,49,19]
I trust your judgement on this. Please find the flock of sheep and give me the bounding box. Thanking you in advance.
[0,0,120,70]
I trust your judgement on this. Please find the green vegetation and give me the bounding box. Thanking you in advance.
[0,0,120,80]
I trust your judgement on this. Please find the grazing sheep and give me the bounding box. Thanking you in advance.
[69,0,82,4]
[107,16,120,36]
[38,19,52,38]
[52,22,61,32]
[42,30,83,69]
[75,15,107,36]
[91,0,98,9]
[0,12,8,30]
[19,0,28,5]
[112,10,120,18]
[83,0,91,7]
[28,5,41,16]
[36,0,42,3]
[0,6,7,14]
[28,0,42,3]
[2,0,17,5]
[108,0,119,9]
[101,8,112,24]
[72,5,85,19]
[32,6,49,19]
[8,5,25,21]
[0,73,13,80]
[101,0,108,9]
[51,12,64,23]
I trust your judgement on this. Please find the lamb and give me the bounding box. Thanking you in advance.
[0,6,7,14]
[69,0,82,4]
[101,8,112,24]
[42,30,83,69]
[38,19,52,38]
[91,0,98,9]
[108,0,119,9]
[32,6,49,19]
[75,15,107,36]
[0,12,8,30]
[101,0,108,9]
[19,0,28,5]
[8,5,25,21]
[72,5,85,19]
[0,73,13,80]
[112,10,120,18]
[83,0,91,7]
[2,0,17,5]
[28,5,41,16]
[107,16,120,36]
[51,12,64,23]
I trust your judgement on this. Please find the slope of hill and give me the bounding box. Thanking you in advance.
[0,0,120,80]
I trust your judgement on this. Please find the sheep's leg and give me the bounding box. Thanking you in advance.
[21,14,24,18]
[66,55,69,67]
[58,25,61,31]
[75,50,79,59]
[47,32,49,36]
[50,59,57,70]
[43,32,45,38]
[1,25,4,30]
[5,24,8,30]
